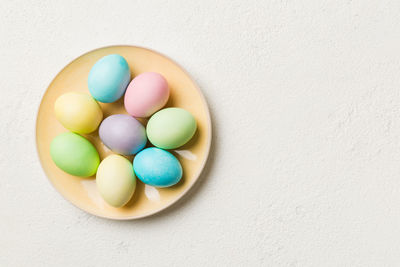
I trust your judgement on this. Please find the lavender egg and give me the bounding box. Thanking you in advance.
[99,114,147,155]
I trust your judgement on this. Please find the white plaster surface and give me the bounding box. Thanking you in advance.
[2,0,400,266]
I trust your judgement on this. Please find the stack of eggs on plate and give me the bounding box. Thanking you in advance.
[50,54,196,207]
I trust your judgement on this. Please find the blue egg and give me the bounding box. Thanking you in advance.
[88,54,131,103]
[133,147,182,187]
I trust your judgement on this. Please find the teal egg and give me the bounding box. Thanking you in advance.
[88,54,131,103]
[133,147,182,187]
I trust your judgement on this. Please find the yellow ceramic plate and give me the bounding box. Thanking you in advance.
[36,46,211,220]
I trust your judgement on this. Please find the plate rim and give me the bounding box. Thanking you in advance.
[35,45,212,220]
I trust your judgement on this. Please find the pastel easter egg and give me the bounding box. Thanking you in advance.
[50,132,100,177]
[133,147,182,187]
[124,72,169,118]
[99,114,147,155]
[146,108,197,149]
[54,92,103,134]
[88,54,131,103]
[96,154,136,207]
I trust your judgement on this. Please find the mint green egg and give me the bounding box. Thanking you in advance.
[50,132,100,177]
[146,108,197,149]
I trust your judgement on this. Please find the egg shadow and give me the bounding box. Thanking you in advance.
[177,126,200,150]
[164,93,176,108]
[100,97,126,117]
[121,180,144,209]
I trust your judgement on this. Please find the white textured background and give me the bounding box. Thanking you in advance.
[2,0,400,266]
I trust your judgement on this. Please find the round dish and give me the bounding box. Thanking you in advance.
[36,45,212,220]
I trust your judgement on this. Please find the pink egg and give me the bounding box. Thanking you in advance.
[124,72,169,118]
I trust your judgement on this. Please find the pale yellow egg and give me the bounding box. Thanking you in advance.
[54,92,103,134]
[96,154,136,207]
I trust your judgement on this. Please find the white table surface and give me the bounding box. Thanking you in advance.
[2,0,400,266]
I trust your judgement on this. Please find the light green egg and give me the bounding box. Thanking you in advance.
[50,132,100,177]
[146,108,197,149]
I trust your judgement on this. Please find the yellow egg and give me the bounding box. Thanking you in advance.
[96,154,136,207]
[54,92,103,134]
